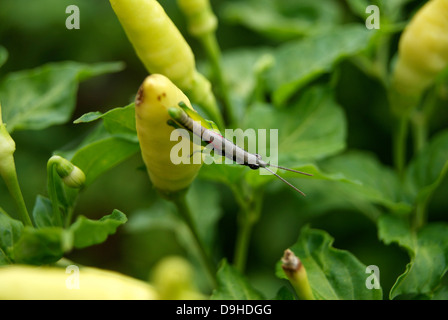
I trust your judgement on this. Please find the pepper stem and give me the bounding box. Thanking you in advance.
[0,104,33,227]
[161,188,217,289]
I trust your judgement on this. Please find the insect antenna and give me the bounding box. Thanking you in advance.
[268,164,313,176]
[263,166,307,196]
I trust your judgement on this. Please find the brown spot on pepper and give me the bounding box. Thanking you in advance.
[135,85,144,106]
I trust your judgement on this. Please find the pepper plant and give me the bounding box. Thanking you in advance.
[0,0,447,300]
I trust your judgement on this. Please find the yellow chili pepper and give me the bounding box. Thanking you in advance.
[0,265,158,300]
[135,74,202,193]
[392,0,448,100]
[109,0,223,127]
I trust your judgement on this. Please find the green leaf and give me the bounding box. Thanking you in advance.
[198,163,247,188]
[273,286,296,300]
[200,86,348,190]
[218,48,273,119]
[378,215,448,299]
[378,0,416,22]
[71,137,139,186]
[405,130,448,208]
[0,248,9,265]
[345,0,371,19]
[59,114,140,187]
[320,150,412,214]
[198,156,347,194]
[69,210,127,249]
[211,260,265,300]
[63,124,140,186]
[377,214,414,252]
[245,86,346,161]
[124,201,180,233]
[221,0,343,41]
[186,181,223,251]
[11,226,72,265]
[0,46,7,69]
[267,24,374,106]
[32,195,55,228]
[278,226,383,300]
[74,103,137,143]
[432,285,448,300]
[0,61,124,132]
[0,210,23,262]
[125,180,222,254]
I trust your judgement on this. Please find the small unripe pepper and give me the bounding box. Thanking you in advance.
[281,249,315,300]
[0,265,158,300]
[391,0,448,103]
[135,74,202,193]
[0,106,15,178]
[48,155,86,189]
[151,256,205,300]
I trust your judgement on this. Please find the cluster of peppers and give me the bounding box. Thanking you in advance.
[0,0,447,300]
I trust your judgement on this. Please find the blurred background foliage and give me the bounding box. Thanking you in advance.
[0,0,447,298]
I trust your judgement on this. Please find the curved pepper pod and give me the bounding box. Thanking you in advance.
[110,0,222,127]
[0,265,158,300]
[110,0,195,90]
[135,74,202,193]
[392,0,448,98]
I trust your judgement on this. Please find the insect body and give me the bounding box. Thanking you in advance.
[168,103,312,196]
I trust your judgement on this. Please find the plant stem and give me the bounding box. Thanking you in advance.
[199,33,234,126]
[233,209,254,273]
[375,32,391,86]
[393,114,409,179]
[65,205,75,229]
[411,110,427,154]
[170,190,217,288]
[411,88,438,154]
[1,162,33,227]
[0,108,32,227]
[47,160,63,227]
[232,186,262,273]
[414,200,428,230]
